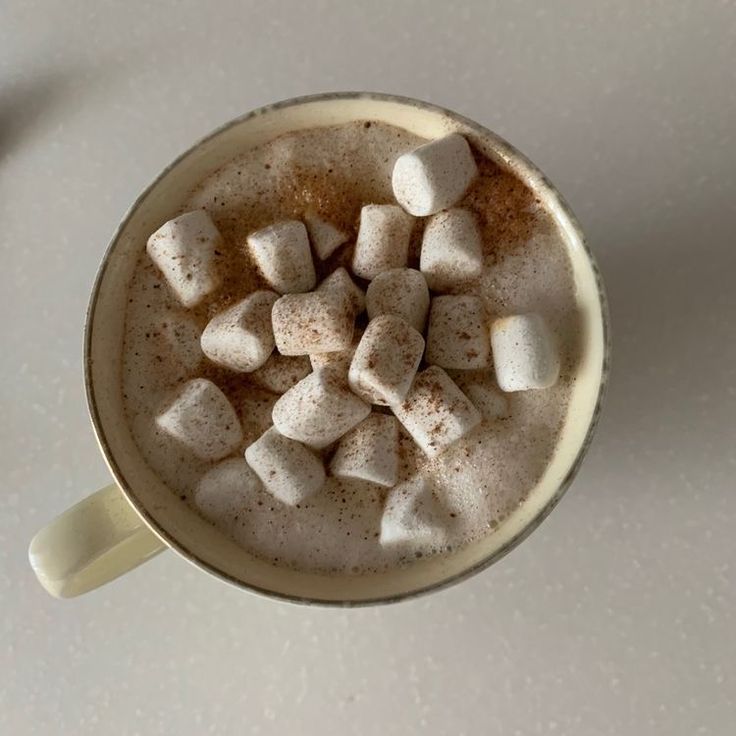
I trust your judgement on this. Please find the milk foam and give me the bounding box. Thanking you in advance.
[121,121,581,574]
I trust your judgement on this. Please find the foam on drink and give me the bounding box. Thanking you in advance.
[121,120,582,575]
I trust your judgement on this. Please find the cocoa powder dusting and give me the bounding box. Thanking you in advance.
[462,150,540,259]
[121,119,580,579]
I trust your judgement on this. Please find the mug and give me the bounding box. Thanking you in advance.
[29,93,610,604]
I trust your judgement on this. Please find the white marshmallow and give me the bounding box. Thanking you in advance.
[425,295,490,370]
[352,205,414,280]
[156,378,242,461]
[392,134,478,217]
[272,370,371,449]
[330,413,399,488]
[247,220,316,294]
[250,354,311,394]
[420,209,483,291]
[348,315,425,406]
[272,291,354,356]
[380,475,448,548]
[452,373,510,421]
[392,367,481,458]
[304,212,349,260]
[318,267,365,316]
[365,268,430,332]
[491,314,560,391]
[146,210,223,308]
[200,291,278,372]
[194,458,264,527]
[309,328,362,377]
[245,427,325,505]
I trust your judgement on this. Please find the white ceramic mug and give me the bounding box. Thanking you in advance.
[28,93,610,604]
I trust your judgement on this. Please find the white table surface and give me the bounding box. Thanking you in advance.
[2,1,735,734]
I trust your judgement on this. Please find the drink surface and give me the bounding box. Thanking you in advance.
[121,120,582,574]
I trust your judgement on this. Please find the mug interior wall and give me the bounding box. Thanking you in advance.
[87,95,606,604]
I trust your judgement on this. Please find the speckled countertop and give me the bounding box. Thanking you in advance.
[2,2,735,734]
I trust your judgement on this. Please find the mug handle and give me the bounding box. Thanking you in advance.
[28,484,167,598]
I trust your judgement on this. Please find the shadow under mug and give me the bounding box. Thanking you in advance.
[29,93,610,605]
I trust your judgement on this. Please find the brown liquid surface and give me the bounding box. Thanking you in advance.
[121,120,581,574]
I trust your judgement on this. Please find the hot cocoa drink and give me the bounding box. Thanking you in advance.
[121,120,581,575]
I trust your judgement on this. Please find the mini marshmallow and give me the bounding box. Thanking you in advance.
[352,205,414,280]
[147,210,223,307]
[200,291,278,372]
[250,354,311,394]
[309,328,362,377]
[304,212,349,260]
[318,267,365,316]
[330,413,399,488]
[420,209,483,291]
[272,291,354,356]
[245,427,325,505]
[491,314,560,391]
[452,373,510,421]
[348,315,425,406]
[247,220,316,294]
[194,458,264,527]
[392,133,478,217]
[392,367,481,458]
[380,475,448,548]
[425,295,490,370]
[156,378,242,461]
[365,268,430,332]
[272,369,370,449]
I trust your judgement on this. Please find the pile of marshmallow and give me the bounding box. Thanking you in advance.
[146,133,560,549]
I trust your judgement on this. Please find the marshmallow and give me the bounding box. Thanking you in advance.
[352,205,414,280]
[420,209,483,291]
[272,291,354,356]
[309,328,362,377]
[330,413,399,488]
[365,268,430,332]
[247,220,316,294]
[200,291,278,372]
[146,210,223,308]
[452,373,510,421]
[318,267,365,316]
[392,367,481,458]
[245,427,325,505]
[392,133,478,216]
[380,475,448,548]
[425,295,490,370]
[491,314,560,391]
[194,458,264,527]
[250,354,311,394]
[156,378,242,461]
[348,315,425,406]
[304,212,349,260]
[272,369,371,449]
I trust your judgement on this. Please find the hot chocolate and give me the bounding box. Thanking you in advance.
[121,120,581,575]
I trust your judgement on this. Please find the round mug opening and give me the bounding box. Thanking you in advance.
[86,93,609,606]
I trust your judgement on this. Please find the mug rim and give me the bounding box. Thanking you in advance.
[85,91,611,606]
